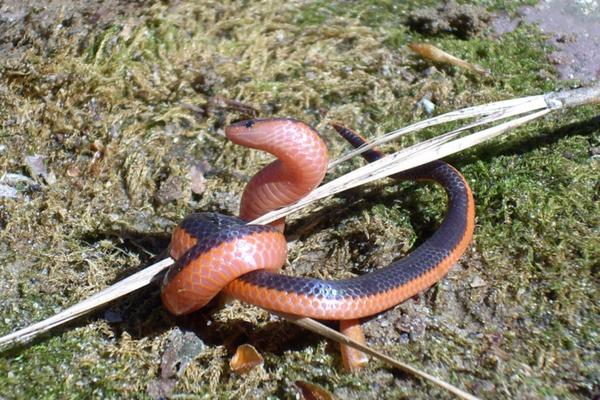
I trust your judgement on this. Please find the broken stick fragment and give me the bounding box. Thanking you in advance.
[409,42,490,76]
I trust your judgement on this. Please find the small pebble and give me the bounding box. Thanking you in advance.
[0,183,18,198]
[25,154,56,185]
[420,97,436,115]
[470,275,487,288]
[190,163,207,195]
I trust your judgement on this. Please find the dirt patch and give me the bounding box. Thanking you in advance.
[406,1,491,39]
[0,0,151,62]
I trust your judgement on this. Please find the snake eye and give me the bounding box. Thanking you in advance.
[244,119,255,128]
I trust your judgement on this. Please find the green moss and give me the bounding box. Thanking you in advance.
[0,0,598,399]
[0,329,158,399]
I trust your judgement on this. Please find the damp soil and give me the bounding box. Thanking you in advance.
[493,0,600,82]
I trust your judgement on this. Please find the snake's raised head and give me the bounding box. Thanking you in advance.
[226,118,317,148]
[224,117,329,226]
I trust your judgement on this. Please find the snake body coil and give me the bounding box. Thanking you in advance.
[161,118,475,322]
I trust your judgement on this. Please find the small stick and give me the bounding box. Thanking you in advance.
[545,84,600,108]
[284,314,481,400]
[328,94,548,168]
[409,42,489,76]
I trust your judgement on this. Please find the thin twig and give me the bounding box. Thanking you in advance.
[327,94,549,168]
[284,314,481,400]
[545,84,600,108]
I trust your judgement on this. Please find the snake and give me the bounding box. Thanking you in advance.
[161,118,475,326]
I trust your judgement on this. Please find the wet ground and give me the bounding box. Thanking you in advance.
[494,0,600,82]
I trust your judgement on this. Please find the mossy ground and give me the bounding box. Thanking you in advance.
[0,1,598,399]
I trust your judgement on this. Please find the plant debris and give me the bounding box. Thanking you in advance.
[295,380,336,400]
[25,154,56,185]
[406,1,491,39]
[229,344,264,375]
[409,42,490,76]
